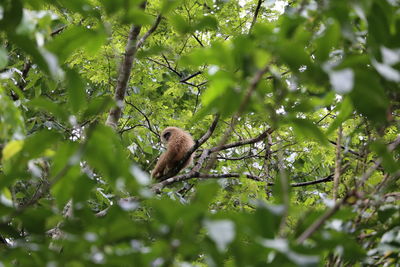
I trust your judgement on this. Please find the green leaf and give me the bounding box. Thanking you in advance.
[327,96,353,134]
[278,41,312,71]
[7,34,55,76]
[367,2,391,47]
[52,166,82,207]
[0,47,8,69]
[252,202,284,238]
[46,0,101,17]
[161,0,183,15]
[314,20,340,62]
[169,14,191,34]
[136,44,167,59]
[2,140,24,161]
[47,26,106,62]
[2,130,61,176]
[378,205,398,223]
[193,16,218,31]
[0,0,23,31]
[289,118,329,145]
[84,125,136,188]
[82,96,113,119]
[370,141,399,174]
[201,71,234,106]
[29,97,69,121]
[350,70,389,124]
[66,69,87,113]
[18,208,53,234]
[23,130,61,158]
[125,9,155,25]
[0,87,25,139]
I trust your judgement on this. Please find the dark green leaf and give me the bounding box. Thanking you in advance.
[66,69,87,113]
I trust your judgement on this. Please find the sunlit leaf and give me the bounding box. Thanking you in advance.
[2,140,24,161]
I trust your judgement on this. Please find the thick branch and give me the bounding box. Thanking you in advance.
[106,24,142,128]
[106,9,162,128]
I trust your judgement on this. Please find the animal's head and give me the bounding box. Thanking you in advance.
[160,127,180,144]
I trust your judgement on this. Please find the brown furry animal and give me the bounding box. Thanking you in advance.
[151,127,195,180]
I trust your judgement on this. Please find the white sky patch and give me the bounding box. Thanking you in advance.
[204,220,235,251]
[335,94,343,101]
[276,106,286,114]
[271,0,287,14]
[286,77,298,91]
[329,68,354,94]
[130,165,151,185]
[372,59,400,82]
[381,46,400,65]
[28,160,42,177]
[118,198,140,211]
[252,162,262,169]
[0,193,13,207]
[263,0,276,8]
[239,0,248,7]
[286,152,297,163]
[208,65,219,75]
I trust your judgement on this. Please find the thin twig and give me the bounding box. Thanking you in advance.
[333,126,342,201]
[209,127,274,153]
[136,15,162,49]
[249,0,264,32]
[125,101,159,137]
[180,71,202,83]
[296,192,353,244]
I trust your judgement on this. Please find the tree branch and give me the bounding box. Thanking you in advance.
[296,191,354,244]
[296,136,400,244]
[209,127,274,153]
[136,15,162,50]
[192,34,204,47]
[125,100,159,137]
[106,24,143,128]
[106,7,162,128]
[180,71,202,83]
[152,170,338,193]
[249,0,263,32]
[333,126,342,201]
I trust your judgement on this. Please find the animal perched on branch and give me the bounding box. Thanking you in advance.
[151,127,195,180]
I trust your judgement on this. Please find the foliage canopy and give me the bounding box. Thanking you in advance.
[1,0,400,266]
